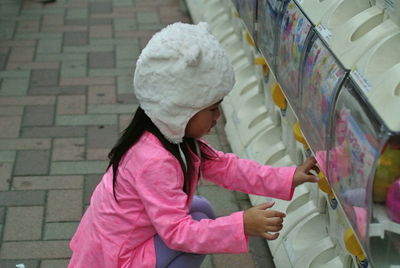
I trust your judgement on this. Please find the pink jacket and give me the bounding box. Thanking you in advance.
[68,132,295,267]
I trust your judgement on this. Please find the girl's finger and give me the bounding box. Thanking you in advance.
[266,225,283,232]
[266,217,284,226]
[262,232,280,240]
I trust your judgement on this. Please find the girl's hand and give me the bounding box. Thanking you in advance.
[243,202,286,240]
[292,157,319,187]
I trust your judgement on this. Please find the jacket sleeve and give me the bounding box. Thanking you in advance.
[129,155,249,254]
[201,146,296,201]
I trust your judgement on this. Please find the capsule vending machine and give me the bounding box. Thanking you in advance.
[327,77,400,267]
[299,30,348,174]
[235,0,258,38]
[275,0,312,113]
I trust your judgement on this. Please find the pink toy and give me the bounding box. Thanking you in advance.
[386,178,400,223]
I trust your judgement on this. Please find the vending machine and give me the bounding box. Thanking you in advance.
[299,30,348,173]
[275,0,313,113]
[328,77,400,268]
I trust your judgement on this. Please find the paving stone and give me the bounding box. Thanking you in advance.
[248,237,275,268]
[17,20,39,33]
[7,61,59,70]
[37,39,62,54]
[0,54,7,71]
[89,25,112,38]
[90,38,138,46]
[89,68,132,77]
[15,32,63,40]
[137,11,160,24]
[116,59,135,68]
[56,114,117,126]
[117,93,138,104]
[84,174,102,204]
[117,76,134,94]
[66,8,89,20]
[13,175,84,190]
[89,51,114,69]
[60,77,114,86]
[0,96,55,106]
[41,25,88,33]
[21,126,85,138]
[0,260,39,268]
[0,70,30,78]
[0,138,51,150]
[50,161,108,175]
[52,138,85,161]
[119,114,132,132]
[200,254,214,268]
[0,163,12,191]
[89,2,112,14]
[56,95,86,115]
[138,23,167,31]
[44,222,79,240]
[36,53,87,62]
[29,86,86,96]
[3,206,43,241]
[86,148,109,161]
[0,241,71,259]
[88,104,135,114]
[31,69,59,87]
[88,85,116,104]
[46,190,82,221]
[0,207,5,224]
[0,151,16,162]
[1,78,29,96]
[22,105,54,126]
[213,253,256,268]
[40,259,70,268]
[0,116,21,138]
[14,150,50,176]
[64,32,88,46]
[0,106,23,116]
[42,14,64,26]
[0,40,36,47]
[116,45,140,60]
[114,18,137,31]
[63,44,113,53]
[0,190,46,206]
[21,8,64,15]
[61,60,87,78]
[8,47,35,62]
[197,185,240,217]
[87,125,118,148]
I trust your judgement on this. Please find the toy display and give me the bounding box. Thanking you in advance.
[276,0,312,113]
[299,32,347,172]
[257,0,287,70]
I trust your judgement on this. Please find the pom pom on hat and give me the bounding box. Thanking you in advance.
[133,22,235,144]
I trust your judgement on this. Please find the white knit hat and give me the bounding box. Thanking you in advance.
[133,22,235,144]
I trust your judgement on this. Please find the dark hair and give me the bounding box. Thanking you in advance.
[108,106,217,200]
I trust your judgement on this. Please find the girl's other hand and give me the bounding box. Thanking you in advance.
[243,202,286,240]
[292,157,319,187]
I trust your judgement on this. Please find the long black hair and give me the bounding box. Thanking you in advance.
[107,106,217,200]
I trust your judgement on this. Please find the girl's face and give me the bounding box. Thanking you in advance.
[185,100,222,139]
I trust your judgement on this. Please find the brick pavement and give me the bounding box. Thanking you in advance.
[0,0,273,267]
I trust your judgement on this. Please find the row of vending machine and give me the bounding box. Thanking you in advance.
[186,0,400,267]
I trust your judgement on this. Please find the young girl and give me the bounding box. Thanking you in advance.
[68,22,318,268]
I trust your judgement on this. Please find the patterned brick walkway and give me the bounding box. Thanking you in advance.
[0,0,273,267]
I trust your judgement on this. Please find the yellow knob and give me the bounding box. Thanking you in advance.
[317,173,334,197]
[293,121,307,145]
[254,57,270,76]
[245,31,256,47]
[343,228,366,261]
[271,83,287,110]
